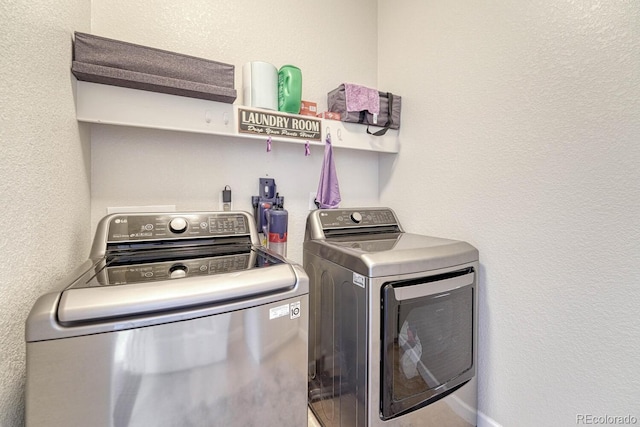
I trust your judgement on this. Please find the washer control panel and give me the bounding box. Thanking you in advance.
[318,208,398,229]
[106,212,251,242]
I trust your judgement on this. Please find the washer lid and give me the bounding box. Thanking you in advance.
[304,232,478,277]
[57,247,299,324]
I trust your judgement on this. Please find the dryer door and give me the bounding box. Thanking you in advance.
[380,268,476,420]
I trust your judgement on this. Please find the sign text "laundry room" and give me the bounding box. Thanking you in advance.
[238,108,321,141]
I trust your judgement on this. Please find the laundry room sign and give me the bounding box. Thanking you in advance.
[238,108,321,141]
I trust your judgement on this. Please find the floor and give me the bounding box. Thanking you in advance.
[308,408,322,427]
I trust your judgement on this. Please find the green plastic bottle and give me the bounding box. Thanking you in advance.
[278,65,302,114]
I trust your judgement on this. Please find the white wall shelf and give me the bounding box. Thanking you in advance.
[75,81,399,154]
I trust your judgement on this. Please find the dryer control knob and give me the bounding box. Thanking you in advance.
[169,217,188,233]
[350,212,362,224]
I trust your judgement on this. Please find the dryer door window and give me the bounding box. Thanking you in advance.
[380,268,475,420]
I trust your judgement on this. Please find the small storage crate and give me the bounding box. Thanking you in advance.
[72,32,237,103]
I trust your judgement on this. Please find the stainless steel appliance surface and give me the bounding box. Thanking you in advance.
[26,211,309,427]
[304,208,479,427]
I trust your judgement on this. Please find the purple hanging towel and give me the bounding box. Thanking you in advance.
[315,133,341,209]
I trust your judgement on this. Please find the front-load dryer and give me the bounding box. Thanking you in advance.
[304,207,479,427]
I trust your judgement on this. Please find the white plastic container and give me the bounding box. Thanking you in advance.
[243,61,278,110]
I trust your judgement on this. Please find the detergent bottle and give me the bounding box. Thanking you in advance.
[266,207,288,257]
[278,65,302,114]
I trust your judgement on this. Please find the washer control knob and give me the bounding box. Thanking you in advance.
[169,264,188,279]
[169,217,188,234]
[350,212,363,224]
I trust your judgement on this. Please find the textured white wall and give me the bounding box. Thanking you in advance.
[89,0,381,264]
[0,2,91,426]
[5,2,638,426]
[378,1,640,426]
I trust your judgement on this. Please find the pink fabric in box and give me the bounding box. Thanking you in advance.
[344,83,380,115]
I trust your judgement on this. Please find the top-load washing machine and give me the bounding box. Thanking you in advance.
[26,211,308,427]
[304,207,479,427]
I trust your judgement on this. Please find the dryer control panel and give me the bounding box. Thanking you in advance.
[318,208,398,229]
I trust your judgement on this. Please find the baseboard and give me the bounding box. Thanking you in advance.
[478,411,502,427]
[448,394,478,425]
